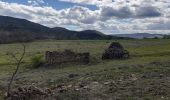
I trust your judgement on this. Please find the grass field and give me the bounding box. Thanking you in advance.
[1,39,170,99]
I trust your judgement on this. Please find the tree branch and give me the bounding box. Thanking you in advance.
[7,44,26,96]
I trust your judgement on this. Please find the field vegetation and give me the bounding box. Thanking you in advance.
[0,39,170,99]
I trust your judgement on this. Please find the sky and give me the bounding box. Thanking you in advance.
[0,0,169,34]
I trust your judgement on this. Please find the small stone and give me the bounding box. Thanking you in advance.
[83,86,88,89]
[57,84,64,88]
[159,74,164,78]
[59,89,66,93]
[161,96,164,99]
[68,74,78,78]
[67,85,72,88]
[45,88,52,94]
[18,87,23,92]
[75,88,80,91]
[104,81,111,85]
[131,74,138,81]
[4,92,8,97]
[92,82,99,84]
[79,84,84,88]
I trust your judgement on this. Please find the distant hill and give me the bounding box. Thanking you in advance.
[113,33,163,39]
[0,15,125,43]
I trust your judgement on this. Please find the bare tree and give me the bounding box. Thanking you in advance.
[7,44,26,96]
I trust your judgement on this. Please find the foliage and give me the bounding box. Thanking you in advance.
[163,35,170,39]
[31,55,44,68]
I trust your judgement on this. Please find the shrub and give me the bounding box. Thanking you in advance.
[31,55,44,68]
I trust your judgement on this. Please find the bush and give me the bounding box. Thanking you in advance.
[31,55,44,68]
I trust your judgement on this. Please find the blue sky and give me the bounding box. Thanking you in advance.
[2,0,98,10]
[0,0,169,34]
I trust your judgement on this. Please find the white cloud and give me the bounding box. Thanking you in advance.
[0,1,59,27]
[28,0,45,6]
[0,0,169,34]
[59,0,113,6]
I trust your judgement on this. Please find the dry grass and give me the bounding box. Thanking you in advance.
[1,39,170,99]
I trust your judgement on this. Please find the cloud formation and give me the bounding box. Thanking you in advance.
[0,0,169,34]
[28,0,45,6]
[136,6,161,18]
[101,6,133,18]
[59,0,113,6]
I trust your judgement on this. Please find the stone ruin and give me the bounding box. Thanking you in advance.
[45,49,90,65]
[102,42,130,60]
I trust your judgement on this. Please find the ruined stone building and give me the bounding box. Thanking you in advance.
[45,50,90,65]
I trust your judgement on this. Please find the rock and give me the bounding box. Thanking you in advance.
[58,88,66,93]
[104,81,111,85]
[130,74,138,81]
[159,74,164,78]
[74,85,81,91]
[6,86,51,100]
[83,86,89,89]
[75,88,80,91]
[44,88,52,94]
[4,92,8,97]
[56,84,65,88]
[92,82,99,84]
[68,74,79,78]
[17,87,23,92]
[142,72,164,79]
[56,84,68,93]
[67,85,72,88]
[161,96,164,99]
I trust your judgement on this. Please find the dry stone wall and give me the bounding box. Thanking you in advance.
[45,50,90,64]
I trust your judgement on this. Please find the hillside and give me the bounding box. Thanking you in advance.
[113,33,163,39]
[0,16,123,43]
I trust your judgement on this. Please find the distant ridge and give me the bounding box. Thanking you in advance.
[0,15,125,43]
[113,33,163,39]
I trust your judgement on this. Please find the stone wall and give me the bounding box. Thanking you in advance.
[45,50,90,65]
